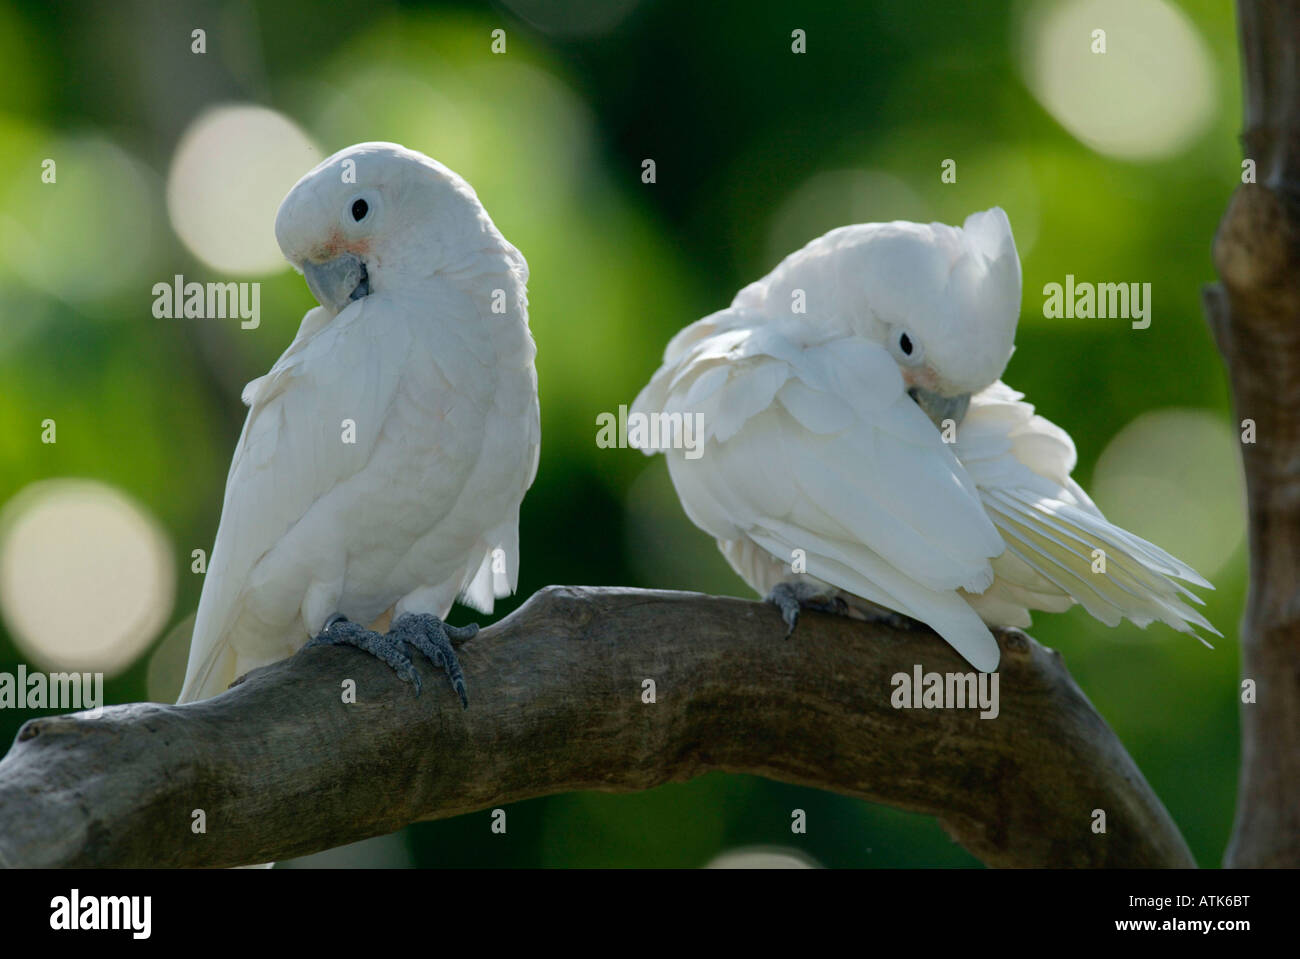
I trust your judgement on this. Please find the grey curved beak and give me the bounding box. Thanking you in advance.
[302,253,369,314]
[908,386,970,429]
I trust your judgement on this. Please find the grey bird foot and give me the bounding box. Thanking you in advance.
[307,612,475,708]
[765,581,849,637]
[389,612,475,709]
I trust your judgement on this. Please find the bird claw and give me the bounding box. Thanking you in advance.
[307,613,473,707]
[765,582,848,638]
[391,613,471,709]
[442,621,480,645]
[767,585,802,637]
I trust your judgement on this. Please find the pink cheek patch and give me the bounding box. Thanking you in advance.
[312,230,345,261]
[902,367,940,390]
[311,231,371,262]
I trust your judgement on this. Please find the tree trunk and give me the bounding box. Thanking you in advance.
[1207,0,1300,869]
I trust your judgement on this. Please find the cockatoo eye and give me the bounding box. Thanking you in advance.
[887,326,925,367]
[342,190,379,227]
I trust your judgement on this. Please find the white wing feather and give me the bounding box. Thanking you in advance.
[633,315,1006,671]
[957,382,1217,641]
[178,300,409,702]
[634,325,1216,672]
[635,208,1212,668]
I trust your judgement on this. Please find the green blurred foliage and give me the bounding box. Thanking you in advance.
[0,0,1244,867]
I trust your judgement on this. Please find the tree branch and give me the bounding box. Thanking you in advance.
[0,586,1192,868]
[1206,0,1300,868]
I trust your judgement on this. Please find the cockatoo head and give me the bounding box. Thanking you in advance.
[274,141,493,314]
[833,207,1021,424]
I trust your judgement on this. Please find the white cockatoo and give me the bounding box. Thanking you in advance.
[178,142,539,707]
[631,208,1215,672]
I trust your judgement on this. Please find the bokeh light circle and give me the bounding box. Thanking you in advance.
[705,848,820,868]
[0,480,175,675]
[1021,0,1216,160]
[1090,408,1243,580]
[166,104,321,274]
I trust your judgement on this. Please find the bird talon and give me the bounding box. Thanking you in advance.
[766,581,850,638]
[390,613,472,707]
[445,622,480,644]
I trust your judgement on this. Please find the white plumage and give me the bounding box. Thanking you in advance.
[632,208,1214,672]
[179,143,539,703]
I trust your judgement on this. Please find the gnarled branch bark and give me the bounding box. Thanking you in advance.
[1207,0,1300,868]
[0,586,1192,868]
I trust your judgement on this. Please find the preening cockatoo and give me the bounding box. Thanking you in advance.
[178,142,539,707]
[631,208,1216,672]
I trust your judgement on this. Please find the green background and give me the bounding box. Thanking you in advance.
[0,0,1246,867]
